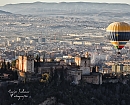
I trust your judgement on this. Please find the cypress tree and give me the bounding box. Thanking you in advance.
[7,62,10,70]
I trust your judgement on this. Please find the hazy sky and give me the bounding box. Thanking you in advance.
[0,0,130,6]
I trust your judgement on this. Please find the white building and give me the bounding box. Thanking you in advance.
[17,37,21,42]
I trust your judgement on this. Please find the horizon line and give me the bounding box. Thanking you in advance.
[1,1,129,6]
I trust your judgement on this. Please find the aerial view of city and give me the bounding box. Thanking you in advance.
[0,0,130,105]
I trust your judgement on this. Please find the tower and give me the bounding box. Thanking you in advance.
[18,55,34,72]
[80,56,91,75]
[75,52,91,75]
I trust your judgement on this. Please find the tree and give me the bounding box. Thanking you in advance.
[1,59,6,70]
[36,54,40,62]
[35,55,40,73]
[53,69,58,83]
[121,100,126,105]
[43,52,46,62]
[50,67,54,81]
[6,62,11,70]
[60,67,65,82]
[13,70,18,80]
[11,60,16,68]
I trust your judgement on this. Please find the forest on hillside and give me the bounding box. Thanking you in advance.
[1,76,130,105]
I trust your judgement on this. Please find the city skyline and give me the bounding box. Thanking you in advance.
[0,0,130,6]
[0,0,130,104]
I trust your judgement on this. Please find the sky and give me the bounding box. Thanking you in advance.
[0,0,130,6]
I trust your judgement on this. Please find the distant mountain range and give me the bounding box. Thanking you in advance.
[0,10,12,14]
[0,2,130,15]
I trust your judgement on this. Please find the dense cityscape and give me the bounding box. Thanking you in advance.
[0,2,130,105]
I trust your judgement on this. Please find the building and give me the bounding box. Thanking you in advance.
[112,64,124,73]
[74,54,102,85]
[67,68,82,84]
[17,37,21,42]
[18,55,34,72]
[38,37,46,43]
[80,57,91,75]
[75,53,91,75]
[82,72,102,85]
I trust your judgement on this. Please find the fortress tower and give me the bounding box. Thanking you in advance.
[18,55,34,72]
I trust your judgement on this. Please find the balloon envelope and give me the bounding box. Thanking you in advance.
[106,22,130,49]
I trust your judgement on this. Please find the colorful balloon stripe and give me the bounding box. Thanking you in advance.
[107,22,130,50]
[107,22,130,32]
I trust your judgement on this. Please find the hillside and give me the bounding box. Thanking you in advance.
[0,10,12,14]
[0,2,130,15]
[1,79,130,105]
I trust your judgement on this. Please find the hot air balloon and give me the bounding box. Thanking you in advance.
[106,22,130,53]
